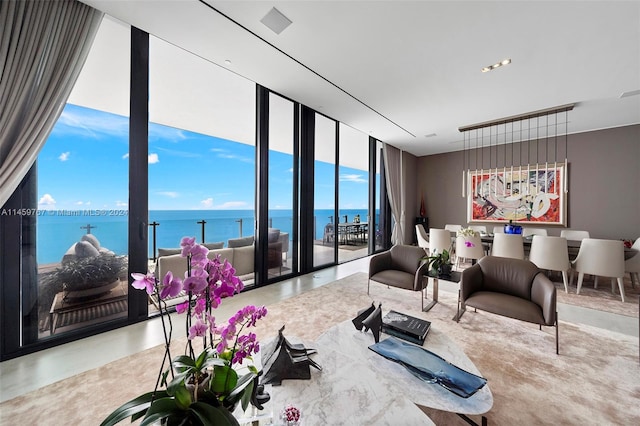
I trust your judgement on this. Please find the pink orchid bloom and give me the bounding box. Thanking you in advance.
[131,272,155,295]
[160,271,182,299]
[188,320,208,340]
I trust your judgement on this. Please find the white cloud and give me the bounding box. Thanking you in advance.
[58,152,70,161]
[148,123,188,142]
[116,200,128,207]
[57,107,128,139]
[216,152,253,164]
[201,197,214,208]
[148,153,159,164]
[38,194,56,206]
[157,191,179,198]
[122,153,129,159]
[75,201,85,205]
[340,173,367,183]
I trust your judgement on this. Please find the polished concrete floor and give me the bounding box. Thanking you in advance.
[1,255,638,404]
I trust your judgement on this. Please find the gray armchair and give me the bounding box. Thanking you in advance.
[459,256,558,354]
[368,245,429,293]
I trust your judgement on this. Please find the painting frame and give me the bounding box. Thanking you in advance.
[466,163,567,225]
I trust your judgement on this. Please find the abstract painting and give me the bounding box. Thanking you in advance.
[467,164,566,225]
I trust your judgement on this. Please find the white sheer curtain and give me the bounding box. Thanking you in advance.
[0,0,103,207]
[383,143,405,245]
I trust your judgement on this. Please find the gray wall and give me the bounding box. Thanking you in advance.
[415,124,640,240]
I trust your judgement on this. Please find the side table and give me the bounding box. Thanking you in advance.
[422,270,462,316]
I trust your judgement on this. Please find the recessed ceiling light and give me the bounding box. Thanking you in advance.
[424,133,437,138]
[224,59,231,66]
[481,58,512,73]
[260,7,292,35]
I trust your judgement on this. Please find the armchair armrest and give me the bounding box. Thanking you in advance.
[413,260,430,291]
[369,250,392,278]
[531,273,557,326]
[460,263,483,302]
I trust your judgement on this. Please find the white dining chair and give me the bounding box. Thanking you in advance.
[415,224,429,252]
[444,224,463,233]
[560,230,590,240]
[455,234,485,268]
[571,238,626,302]
[429,228,452,255]
[624,238,640,288]
[528,236,571,293]
[490,233,525,260]
[523,228,548,237]
[561,230,591,261]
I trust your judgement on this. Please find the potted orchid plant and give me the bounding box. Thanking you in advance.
[101,237,269,426]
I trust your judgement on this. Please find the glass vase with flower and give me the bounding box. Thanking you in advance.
[101,237,269,426]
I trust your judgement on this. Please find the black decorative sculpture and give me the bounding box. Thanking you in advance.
[250,371,271,409]
[352,302,376,330]
[353,302,383,343]
[261,325,322,386]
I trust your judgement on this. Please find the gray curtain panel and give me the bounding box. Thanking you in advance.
[383,143,406,245]
[0,0,103,207]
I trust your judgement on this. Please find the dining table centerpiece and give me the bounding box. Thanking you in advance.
[101,237,269,426]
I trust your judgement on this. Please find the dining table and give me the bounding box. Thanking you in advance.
[336,221,368,245]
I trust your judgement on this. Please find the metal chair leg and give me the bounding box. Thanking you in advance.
[556,312,559,355]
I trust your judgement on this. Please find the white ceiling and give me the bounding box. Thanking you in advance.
[79,0,640,157]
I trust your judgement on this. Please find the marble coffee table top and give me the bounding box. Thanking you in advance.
[315,319,493,416]
[263,317,492,424]
[267,344,435,425]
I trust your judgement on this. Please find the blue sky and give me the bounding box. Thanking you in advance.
[38,104,369,211]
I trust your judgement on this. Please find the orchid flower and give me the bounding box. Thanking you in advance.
[159,271,182,299]
[131,272,155,295]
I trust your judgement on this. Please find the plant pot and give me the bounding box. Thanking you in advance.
[438,264,452,276]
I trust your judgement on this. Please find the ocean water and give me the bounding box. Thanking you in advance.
[36,209,376,264]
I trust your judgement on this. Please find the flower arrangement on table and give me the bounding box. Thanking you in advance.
[456,227,478,238]
[101,237,269,426]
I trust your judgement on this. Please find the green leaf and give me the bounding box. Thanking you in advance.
[100,391,168,426]
[223,372,256,410]
[194,349,209,369]
[189,402,240,426]
[210,365,238,394]
[240,380,254,411]
[173,355,197,372]
[173,384,193,410]
[139,398,181,426]
[167,372,190,396]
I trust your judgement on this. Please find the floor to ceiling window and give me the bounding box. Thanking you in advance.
[147,36,256,293]
[312,113,338,268]
[33,16,131,340]
[338,124,370,263]
[267,92,297,279]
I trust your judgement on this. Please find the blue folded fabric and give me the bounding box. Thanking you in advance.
[369,337,487,398]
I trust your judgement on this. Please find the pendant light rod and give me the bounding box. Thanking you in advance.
[458,103,575,132]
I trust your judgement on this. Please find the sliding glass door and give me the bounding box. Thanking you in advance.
[33,16,131,341]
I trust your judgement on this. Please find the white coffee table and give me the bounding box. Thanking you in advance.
[265,318,492,425]
[266,344,435,425]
